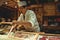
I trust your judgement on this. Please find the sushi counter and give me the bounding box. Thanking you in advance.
[0,31,60,40]
[0,22,60,40]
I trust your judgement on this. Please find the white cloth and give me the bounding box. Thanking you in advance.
[17,10,40,32]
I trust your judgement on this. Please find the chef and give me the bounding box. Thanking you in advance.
[13,0,40,32]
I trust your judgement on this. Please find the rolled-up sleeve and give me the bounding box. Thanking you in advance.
[26,10,40,32]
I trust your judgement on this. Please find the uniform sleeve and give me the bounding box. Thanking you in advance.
[17,14,24,21]
[26,10,40,32]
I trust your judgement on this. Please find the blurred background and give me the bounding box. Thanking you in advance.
[0,0,60,34]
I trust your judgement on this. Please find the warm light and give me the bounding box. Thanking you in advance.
[16,0,20,2]
[15,6,17,8]
[5,2,8,4]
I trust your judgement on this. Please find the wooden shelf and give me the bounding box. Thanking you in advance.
[43,26,60,30]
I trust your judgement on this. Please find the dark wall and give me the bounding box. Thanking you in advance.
[0,5,12,18]
[0,5,18,20]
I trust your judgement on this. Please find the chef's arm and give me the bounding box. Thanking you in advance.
[12,21,33,31]
[23,10,40,32]
[22,22,33,31]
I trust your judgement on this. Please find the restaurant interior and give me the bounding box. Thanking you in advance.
[0,0,60,40]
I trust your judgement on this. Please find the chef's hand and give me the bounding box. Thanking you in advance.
[12,21,23,25]
[12,21,32,30]
[21,22,33,31]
